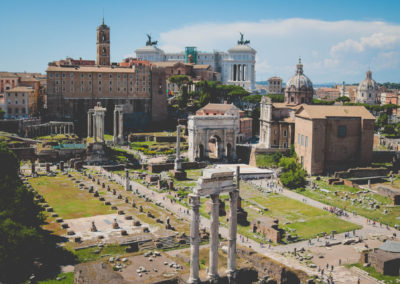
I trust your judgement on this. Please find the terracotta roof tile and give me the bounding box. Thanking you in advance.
[296,105,375,120]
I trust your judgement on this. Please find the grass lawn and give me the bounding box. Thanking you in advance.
[238,182,360,241]
[28,174,112,219]
[301,177,400,227]
[67,243,130,263]
[38,272,74,284]
[346,263,399,284]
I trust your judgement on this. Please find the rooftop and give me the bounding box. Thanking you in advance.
[379,241,400,253]
[198,103,239,113]
[6,86,34,92]
[296,105,375,120]
[47,65,136,73]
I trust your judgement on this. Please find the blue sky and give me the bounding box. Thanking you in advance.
[1,0,400,83]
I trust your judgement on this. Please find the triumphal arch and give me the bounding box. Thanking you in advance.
[188,115,239,162]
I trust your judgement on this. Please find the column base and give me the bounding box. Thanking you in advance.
[227,269,237,284]
[207,274,219,284]
[187,277,201,284]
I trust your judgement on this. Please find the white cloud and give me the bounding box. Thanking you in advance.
[155,18,400,83]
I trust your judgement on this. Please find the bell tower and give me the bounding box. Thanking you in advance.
[96,18,110,66]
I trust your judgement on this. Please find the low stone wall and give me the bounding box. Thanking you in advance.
[154,136,186,143]
[376,186,400,205]
[9,147,36,161]
[372,151,397,163]
[236,246,311,284]
[0,118,41,135]
[334,167,389,179]
[128,134,186,143]
[148,162,207,173]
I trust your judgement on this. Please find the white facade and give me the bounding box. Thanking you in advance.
[356,70,379,105]
[135,42,256,92]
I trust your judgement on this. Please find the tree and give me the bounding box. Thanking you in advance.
[312,98,335,105]
[336,96,350,103]
[267,94,284,102]
[278,157,307,189]
[0,109,5,119]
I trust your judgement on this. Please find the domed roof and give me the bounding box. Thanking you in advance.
[135,45,164,54]
[228,44,256,54]
[285,59,313,91]
[358,70,378,91]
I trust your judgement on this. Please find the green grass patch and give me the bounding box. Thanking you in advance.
[69,243,129,263]
[38,272,74,284]
[346,263,399,283]
[28,174,112,219]
[301,178,400,227]
[240,182,360,241]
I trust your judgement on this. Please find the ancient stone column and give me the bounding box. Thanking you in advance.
[118,111,123,143]
[31,160,35,175]
[113,110,118,143]
[208,193,220,281]
[174,125,182,171]
[188,194,201,284]
[227,189,238,281]
[60,161,64,172]
[100,112,105,142]
[87,111,92,138]
[125,169,130,191]
[93,113,97,142]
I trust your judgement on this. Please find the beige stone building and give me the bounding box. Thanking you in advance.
[4,86,35,118]
[258,60,375,175]
[295,105,375,175]
[46,20,167,134]
[267,76,283,94]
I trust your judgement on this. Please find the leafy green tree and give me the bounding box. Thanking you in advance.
[267,94,284,102]
[383,124,395,135]
[336,96,350,103]
[312,99,335,105]
[278,157,307,189]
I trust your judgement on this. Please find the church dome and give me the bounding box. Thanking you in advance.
[285,59,313,92]
[358,70,378,92]
[228,44,256,54]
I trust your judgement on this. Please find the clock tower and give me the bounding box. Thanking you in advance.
[96,18,110,66]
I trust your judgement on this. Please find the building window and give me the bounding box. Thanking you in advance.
[55,73,59,77]
[80,74,84,78]
[62,73,66,78]
[99,87,102,92]
[15,108,19,114]
[22,108,26,114]
[283,130,287,137]
[15,100,18,104]
[301,135,304,146]
[49,73,53,78]
[118,74,121,78]
[56,80,59,85]
[98,74,102,78]
[109,87,112,92]
[338,125,347,138]
[70,73,74,78]
[305,136,308,148]
[88,74,92,78]
[109,74,112,78]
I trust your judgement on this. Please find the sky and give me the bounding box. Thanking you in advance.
[1,0,400,83]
